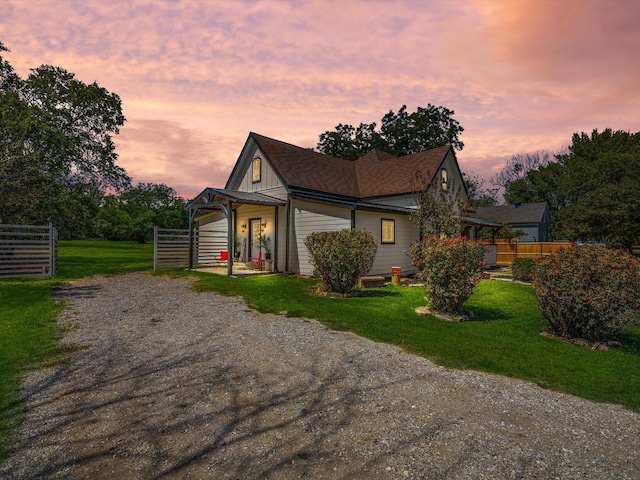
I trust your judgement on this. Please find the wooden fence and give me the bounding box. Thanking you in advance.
[0,224,58,278]
[480,240,572,265]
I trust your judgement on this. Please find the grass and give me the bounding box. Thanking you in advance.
[0,241,153,461]
[2,240,639,461]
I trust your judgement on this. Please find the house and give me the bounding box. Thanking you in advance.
[474,202,551,242]
[188,132,470,276]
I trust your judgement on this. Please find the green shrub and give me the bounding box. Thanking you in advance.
[512,257,536,282]
[409,236,486,314]
[304,229,378,294]
[531,245,640,341]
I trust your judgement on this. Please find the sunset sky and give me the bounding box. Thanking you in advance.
[2,0,639,199]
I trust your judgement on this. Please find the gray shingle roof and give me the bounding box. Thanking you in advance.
[474,202,549,224]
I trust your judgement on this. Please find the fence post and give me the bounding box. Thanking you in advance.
[48,222,54,277]
[153,226,158,272]
[540,241,543,257]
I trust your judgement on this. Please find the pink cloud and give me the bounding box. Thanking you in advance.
[2,0,639,200]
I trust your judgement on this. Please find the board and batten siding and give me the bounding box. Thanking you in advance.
[290,200,351,276]
[355,211,419,276]
[236,146,284,193]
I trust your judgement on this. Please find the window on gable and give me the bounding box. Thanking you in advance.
[441,168,448,191]
[381,218,395,244]
[252,157,261,183]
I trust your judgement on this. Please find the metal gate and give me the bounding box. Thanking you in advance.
[0,223,58,278]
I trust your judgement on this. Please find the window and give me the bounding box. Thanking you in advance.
[381,218,395,244]
[441,168,448,191]
[252,157,261,183]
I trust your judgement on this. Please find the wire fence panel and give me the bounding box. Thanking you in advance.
[0,224,58,278]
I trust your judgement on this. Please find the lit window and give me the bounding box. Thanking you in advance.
[381,219,395,244]
[252,157,261,183]
[441,169,448,191]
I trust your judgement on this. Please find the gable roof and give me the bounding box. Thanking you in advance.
[245,133,454,199]
[474,202,549,224]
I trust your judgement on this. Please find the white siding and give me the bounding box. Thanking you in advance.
[198,214,228,265]
[291,200,351,276]
[237,146,284,193]
[355,211,419,276]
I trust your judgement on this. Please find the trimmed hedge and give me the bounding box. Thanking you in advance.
[531,245,640,341]
[410,236,486,314]
[512,257,536,282]
[304,229,378,294]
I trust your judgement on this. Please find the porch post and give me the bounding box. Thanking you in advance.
[273,205,278,272]
[188,208,195,270]
[227,199,233,276]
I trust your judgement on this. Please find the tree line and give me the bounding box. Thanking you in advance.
[318,109,640,252]
[0,43,188,242]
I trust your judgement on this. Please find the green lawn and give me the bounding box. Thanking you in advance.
[2,240,639,462]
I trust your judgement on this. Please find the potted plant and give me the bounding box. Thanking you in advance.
[258,234,272,260]
[233,231,241,260]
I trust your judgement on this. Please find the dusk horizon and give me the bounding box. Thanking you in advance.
[2,0,639,199]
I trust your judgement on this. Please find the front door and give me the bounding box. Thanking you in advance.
[249,218,262,260]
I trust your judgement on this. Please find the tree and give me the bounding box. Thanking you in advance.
[0,43,129,236]
[317,104,464,159]
[463,173,498,207]
[505,129,640,250]
[96,183,189,243]
[491,150,554,194]
[409,170,465,239]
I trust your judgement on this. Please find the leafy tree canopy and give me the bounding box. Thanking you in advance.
[317,104,464,160]
[0,42,129,234]
[505,129,640,251]
[94,183,189,243]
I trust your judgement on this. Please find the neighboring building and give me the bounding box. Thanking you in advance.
[474,202,551,242]
[188,132,469,276]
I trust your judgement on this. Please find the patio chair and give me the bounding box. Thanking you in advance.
[249,251,262,270]
[215,250,228,266]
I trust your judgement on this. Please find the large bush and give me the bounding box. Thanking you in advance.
[304,229,378,294]
[512,257,536,282]
[410,236,486,314]
[531,245,640,341]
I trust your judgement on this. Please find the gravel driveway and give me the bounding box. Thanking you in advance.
[1,272,639,479]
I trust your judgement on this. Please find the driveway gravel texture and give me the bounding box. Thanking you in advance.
[1,272,639,479]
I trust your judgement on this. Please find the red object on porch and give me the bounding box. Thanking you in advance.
[249,251,262,269]
[216,251,228,264]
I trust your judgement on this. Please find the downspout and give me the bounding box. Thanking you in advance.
[351,208,356,229]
